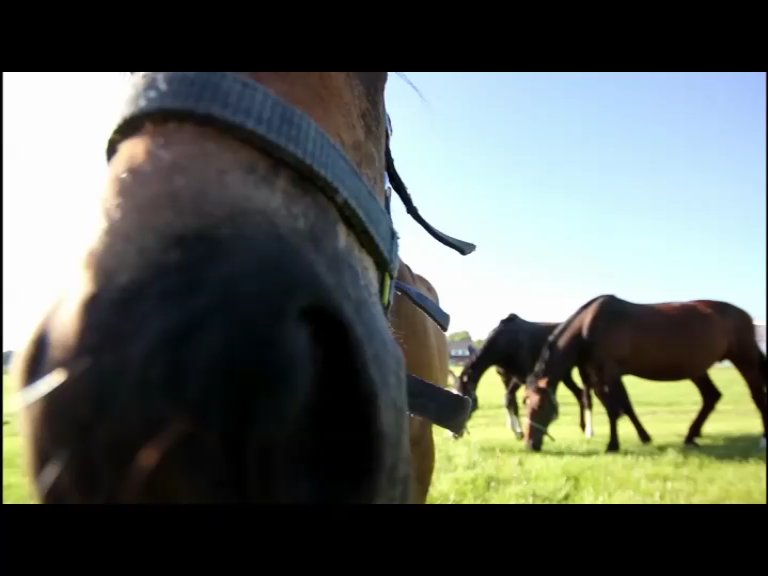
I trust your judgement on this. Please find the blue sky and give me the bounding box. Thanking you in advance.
[3,72,766,349]
[384,72,766,339]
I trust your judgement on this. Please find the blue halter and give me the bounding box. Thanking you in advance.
[107,72,474,436]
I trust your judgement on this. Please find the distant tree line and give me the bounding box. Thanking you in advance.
[448,331,471,342]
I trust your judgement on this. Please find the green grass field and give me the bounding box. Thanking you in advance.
[426,365,766,503]
[4,367,766,504]
[3,375,36,504]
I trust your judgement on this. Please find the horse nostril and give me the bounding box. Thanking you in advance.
[19,229,406,504]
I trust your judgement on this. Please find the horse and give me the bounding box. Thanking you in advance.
[10,72,474,503]
[496,364,651,448]
[524,295,767,453]
[468,314,652,445]
[390,262,449,503]
[456,315,590,438]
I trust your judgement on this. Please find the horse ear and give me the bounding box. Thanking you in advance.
[504,313,518,322]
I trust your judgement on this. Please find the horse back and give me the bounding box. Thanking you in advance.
[586,297,750,378]
[490,318,557,380]
[689,300,761,358]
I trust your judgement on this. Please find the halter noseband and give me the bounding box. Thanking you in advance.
[106,72,474,436]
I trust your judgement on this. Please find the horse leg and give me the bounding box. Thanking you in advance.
[505,380,523,439]
[562,372,587,435]
[613,377,652,444]
[684,374,722,446]
[583,387,594,438]
[604,386,622,453]
[600,366,626,452]
[590,366,621,452]
[577,366,594,438]
[730,354,767,448]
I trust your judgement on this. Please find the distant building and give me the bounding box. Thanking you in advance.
[449,337,475,366]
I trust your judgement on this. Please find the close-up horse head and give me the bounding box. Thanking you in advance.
[11,72,474,503]
[7,72,762,506]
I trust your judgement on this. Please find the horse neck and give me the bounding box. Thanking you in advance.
[531,323,557,353]
[466,350,495,392]
[544,296,606,362]
[554,330,586,383]
[506,323,554,379]
[535,318,586,385]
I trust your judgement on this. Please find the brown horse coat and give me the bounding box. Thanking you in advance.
[389,261,448,503]
[13,72,422,503]
[526,295,767,452]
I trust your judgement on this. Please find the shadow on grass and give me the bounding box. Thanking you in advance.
[496,434,766,462]
[656,434,767,462]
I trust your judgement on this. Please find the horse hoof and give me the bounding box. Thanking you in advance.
[640,435,652,445]
[685,440,700,448]
[585,426,594,439]
[605,445,619,453]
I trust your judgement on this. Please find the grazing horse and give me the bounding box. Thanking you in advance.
[467,315,651,444]
[457,314,594,439]
[468,314,651,444]
[390,263,448,503]
[525,295,768,453]
[11,72,474,503]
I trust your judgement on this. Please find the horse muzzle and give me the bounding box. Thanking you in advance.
[17,231,409,503]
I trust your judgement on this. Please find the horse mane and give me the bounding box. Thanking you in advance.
[527,295,611,386]
[546,294,612,348]
[481,313,519,345]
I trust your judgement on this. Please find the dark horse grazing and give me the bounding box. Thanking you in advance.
[525,295,768,453]
[10,72,474,503]
[457,314,593,439]
[457,313,650,443]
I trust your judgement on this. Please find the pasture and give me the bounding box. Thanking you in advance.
[4,368,766,504]
[427,365,766,503]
